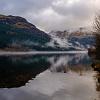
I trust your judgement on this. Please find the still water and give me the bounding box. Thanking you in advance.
[0,53,99,100]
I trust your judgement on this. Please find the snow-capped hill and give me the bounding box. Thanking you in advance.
[46,33,69,48]
[48,28,95,50]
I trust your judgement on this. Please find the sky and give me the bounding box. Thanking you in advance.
[0,0,100,32]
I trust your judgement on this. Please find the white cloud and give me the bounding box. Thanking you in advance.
[0,0,100,32]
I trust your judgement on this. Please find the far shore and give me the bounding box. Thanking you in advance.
[0,50,88,56]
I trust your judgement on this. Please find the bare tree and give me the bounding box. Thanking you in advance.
[94,15,100,33]
[94,14,100,59]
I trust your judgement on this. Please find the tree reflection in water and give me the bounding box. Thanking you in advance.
[91,63,100,99]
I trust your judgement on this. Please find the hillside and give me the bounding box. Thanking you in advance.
[0,14,95,51]
[49,29,95,50]
[0,15,52,51]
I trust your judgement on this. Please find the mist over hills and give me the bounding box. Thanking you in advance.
[49,29,95,50]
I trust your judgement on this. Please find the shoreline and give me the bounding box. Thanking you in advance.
[0,50,88,56]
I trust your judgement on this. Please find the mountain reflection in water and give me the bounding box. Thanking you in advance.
[0,54,91,88]
[0,55,50,88]
[0,53,99,100]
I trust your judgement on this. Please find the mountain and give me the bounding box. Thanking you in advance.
[49,29,95,50]
[68,35,95,50]
[0,14,95,51]
[0,15,52,51]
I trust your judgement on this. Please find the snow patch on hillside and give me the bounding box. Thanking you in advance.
[46,32,72,48]
[46,30,95,50]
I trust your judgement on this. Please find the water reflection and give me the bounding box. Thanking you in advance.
[95,72,100,92]
[91,61,100,99]
[49,54,91,76]
[0,54,92,88]
[0,55,51,88]
[0,53,99,100]
[91,62,100,100]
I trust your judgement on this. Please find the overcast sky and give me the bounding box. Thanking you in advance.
[0,0,100,32]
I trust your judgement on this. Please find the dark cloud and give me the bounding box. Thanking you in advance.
[0,0,99,31]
